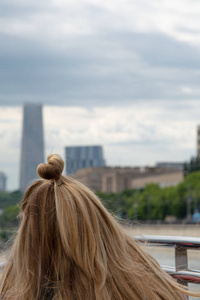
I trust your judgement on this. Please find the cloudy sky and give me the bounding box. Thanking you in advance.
[1,0,200,190]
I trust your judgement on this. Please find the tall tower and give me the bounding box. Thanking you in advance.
[65,145,105,175]
[20,104,44,191]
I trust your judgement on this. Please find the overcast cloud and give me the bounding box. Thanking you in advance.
[1,0,200,105]
[1,0,200,190]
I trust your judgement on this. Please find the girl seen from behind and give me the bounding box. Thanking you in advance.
[0,154,199,299]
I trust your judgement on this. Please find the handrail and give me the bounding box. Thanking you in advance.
[134,235,200,249]
[163,266,200,283]
[134,235,200,285]
[0,236,200,288]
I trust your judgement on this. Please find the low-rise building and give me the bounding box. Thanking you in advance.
[73,166,184,193]
[101,168,140,193]
[131,168,183,189]
[73,167,108,192]
[156,162,184,171]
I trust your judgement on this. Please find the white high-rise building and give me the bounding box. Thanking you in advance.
[20,104,44,192]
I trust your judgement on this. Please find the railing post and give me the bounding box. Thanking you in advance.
[175,246,188,298]
[175,247,188,272]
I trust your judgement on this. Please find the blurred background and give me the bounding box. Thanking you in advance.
[0,1,200,290]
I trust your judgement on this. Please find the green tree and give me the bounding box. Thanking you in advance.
[0,190,22,209]
[0,205,20,228]
[95,172,200,221]
[184,156,200,176]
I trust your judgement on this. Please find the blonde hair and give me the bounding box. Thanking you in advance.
[0,154,199,299]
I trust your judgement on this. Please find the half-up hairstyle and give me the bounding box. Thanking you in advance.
[0,154,199,299]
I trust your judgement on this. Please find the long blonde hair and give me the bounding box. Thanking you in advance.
[0,154,199,299]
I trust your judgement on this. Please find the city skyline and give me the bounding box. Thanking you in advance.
[1,0,200,190]
[0,103,199,191]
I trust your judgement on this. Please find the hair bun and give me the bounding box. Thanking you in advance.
[37,154,64,180]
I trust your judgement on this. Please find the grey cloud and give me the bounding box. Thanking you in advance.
[177,27,200,34]
[1,29,200,106]
[0,1,105,23]
[116,32,200,69]
[0,0,51,17]
[109,139,169,147]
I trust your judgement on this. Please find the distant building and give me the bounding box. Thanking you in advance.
[156,162,184,171]
[0,172,6,191]
[131,168,183,189]
[197,125,200,158]
[20,104,44,192]
[102,167,140,193]
[65,146,105,175]
[73,167,108,192]
[74,167,139,192]
[73,166,184,193]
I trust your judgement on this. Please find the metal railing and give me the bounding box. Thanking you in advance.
[0,236,199,297]
[134,235,200,299]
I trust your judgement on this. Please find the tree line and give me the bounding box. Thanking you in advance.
[97,171,200,222]
[0,190,22,228]
[0,169,200,230]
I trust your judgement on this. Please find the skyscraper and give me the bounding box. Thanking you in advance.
[20,104,44,191]
[65,145,105,175]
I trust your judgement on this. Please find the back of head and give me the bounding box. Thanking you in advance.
[0,154,198,300]
[0,154,127,299]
